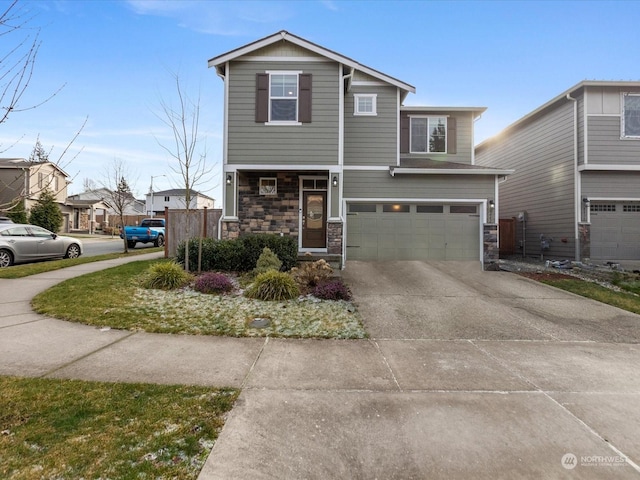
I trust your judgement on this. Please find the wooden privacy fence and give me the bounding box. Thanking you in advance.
[166,207,222,258]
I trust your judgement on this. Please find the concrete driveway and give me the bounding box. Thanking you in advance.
[2,258,640,478]
[200,261,640,479]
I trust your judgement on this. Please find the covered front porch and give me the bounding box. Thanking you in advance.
[221,170,343,262]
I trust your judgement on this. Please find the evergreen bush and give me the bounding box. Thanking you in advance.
[245,270,299,301]
[254,247,282,274]
[193,272,234,294]
[312,280,352,301]
[143,261,192,290]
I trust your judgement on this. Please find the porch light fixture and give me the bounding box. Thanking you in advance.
[332,175,338,187]
[489,200,495,208]
[226,174,232,185]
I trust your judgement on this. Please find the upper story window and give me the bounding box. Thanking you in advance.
[256,72,312,124]
[622,93,640,138]
[410,117,447,153]
[354,94,377,116]
[164,196,170,202]
[270,73,298,122]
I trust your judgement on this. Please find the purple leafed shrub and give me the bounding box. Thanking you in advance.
[194,272,234,294]
[312,280,352,301]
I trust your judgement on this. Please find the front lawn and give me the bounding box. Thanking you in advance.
[0,376,237,479]
[32,260,366,339]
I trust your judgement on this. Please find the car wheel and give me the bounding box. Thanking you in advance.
[65,244,81,259]
[154,235,165,247]
[127,241,136,249]
[0,249,14,268]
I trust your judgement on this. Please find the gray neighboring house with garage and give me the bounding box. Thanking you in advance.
[209,31,511,268]
[476,81,640,263]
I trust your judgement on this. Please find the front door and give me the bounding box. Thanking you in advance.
[302,191,327,248]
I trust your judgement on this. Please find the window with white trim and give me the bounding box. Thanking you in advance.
[270,73,298,122]
[623,93,640,138]
[259,177,277,196]
[410,117,447,153]
[354,94,377,116]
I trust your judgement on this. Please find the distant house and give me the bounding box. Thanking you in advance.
[208,31,511,268]
[145,189,215,216]
[0,158,72,231]
[66,188,145,232]
[476,81,640,262]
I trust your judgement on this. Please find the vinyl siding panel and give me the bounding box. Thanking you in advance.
[402,112,474,165]
[343,170,494,200]
[476,101,576,259]
[0,169,25,206]
[344,85,398,166]
[587,116,640,165]
[581,171,640,198]
[227,60,339,165]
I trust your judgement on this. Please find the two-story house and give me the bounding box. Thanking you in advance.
[0,158,73,231]
[476,81,640,262]
[146,189,215,217]
[209,31,511,268]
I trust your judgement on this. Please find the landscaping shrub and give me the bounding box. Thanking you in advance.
[177,235,297,272]
[143,261,192,290]
[245,270,299,301]
[194,272,234,294]
[254,247,282,275]
[291,256,333,290]
[312,279,352,301]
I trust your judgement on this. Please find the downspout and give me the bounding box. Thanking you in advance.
[566,93,580,260]
[216,64,227,240]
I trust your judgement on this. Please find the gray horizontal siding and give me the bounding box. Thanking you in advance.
[587,116,640,165]
[227,60,339,165]
[402,112,474,164]
[476,101,576,259]
[581,171,640,198]
[344,85,398,166]
[343,170,494,200]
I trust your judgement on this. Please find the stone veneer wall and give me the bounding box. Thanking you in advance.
[483,223,499,270]
[578,223,590,262]
[327,221,343,255]
[237,172,300,236]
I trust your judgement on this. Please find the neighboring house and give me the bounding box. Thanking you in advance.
[66,188,145,232]
[476,81,640,262]
[208,31,511,268]
[146,189,215,216]
[0,158,72,232]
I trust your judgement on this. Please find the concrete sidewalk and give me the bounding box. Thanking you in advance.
[1,258,640,478]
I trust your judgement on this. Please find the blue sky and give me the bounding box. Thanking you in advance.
[2,0,639,202]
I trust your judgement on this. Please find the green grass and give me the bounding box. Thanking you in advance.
[0,248,162,279]
[32,260,366,339]
[0,376,238,479]
[541,278,640,315]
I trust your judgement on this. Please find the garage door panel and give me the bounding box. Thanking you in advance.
[347,203,479,261]
[590,203,640,260]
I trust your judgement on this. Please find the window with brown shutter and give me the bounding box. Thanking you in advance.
[255,72,312,124]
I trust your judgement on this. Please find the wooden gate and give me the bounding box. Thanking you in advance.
[499,218,516,257]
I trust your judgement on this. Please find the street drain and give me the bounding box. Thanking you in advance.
[249,317,271,328]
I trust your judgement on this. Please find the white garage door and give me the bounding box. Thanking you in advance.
[590,203,640,260]
[346,203,480,261]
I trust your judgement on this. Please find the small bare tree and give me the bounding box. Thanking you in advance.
[155,73,213,271]
[1,1,64,127]
[101,158,137,253]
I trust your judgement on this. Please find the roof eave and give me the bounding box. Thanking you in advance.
[390,167,514,176]
[208,30,415,94]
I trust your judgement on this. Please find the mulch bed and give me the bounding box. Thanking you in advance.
[517,271,576,281]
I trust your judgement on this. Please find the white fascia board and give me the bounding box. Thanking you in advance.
[208,31,415,93]
[578,164,640,171]
[225,165,337,171]
[344,197,488,203]
[343,166,390,171]
[402,106,487,116]
[390,168,514,176]
[587,197,640,201]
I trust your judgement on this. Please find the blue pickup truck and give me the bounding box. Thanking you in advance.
[120,218,165,248]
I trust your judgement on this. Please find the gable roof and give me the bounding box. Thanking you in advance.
[0,158,70,178]
[151,189,214,200]
[476,80,640,151]
[208,30,416,95]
